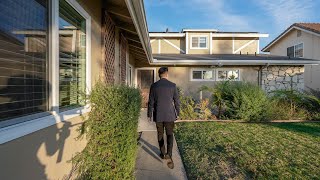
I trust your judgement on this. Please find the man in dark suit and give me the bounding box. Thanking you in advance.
[147,67,180,169]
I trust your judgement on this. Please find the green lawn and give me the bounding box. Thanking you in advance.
[175,122,320,180]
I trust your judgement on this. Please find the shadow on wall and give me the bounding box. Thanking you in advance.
[0,75,78,180]
[180,39,185,54]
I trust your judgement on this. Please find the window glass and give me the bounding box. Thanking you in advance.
[199,37,207,48]
[191,37,198,48]
[294,43,303,58]
[0,0,49,122]
[59,0,86,109]
[192,71,202,79]
[287,46,294,57]
[203,71,213,80]
[217,70,240,81]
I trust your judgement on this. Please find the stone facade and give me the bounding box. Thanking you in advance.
[261,66,304,92]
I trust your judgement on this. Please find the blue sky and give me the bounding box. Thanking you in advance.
[144,0,320,51]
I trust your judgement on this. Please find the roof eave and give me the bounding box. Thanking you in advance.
[125,0,153,63]
[151,59,320,66]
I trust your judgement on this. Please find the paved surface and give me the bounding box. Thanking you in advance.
[135,109,188,180]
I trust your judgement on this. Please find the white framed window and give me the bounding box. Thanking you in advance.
[294,43,303,58]
[287,43,303,58]
[0,0,92,143]
[216,69,240,81]
[191,69,215,81]
[191,36,208,49]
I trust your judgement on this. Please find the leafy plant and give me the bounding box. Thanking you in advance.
[196,99,212,120]
[178,87,198,120]
[72,82,142,179]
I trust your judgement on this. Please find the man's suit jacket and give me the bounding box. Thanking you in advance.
[147,78,180,122]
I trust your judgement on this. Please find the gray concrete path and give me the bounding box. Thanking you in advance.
[135,109,188,180]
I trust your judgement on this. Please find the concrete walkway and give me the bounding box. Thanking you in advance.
[135,109,188,180]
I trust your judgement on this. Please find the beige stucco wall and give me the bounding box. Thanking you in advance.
[269,29,320,90]
[187,32,210,54]
[0,1,102,179]
[212,37,233,54]
[152,66,259,100]
[0,116,87,180]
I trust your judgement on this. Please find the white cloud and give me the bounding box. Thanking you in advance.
[184,0,255,31]
[255,0,314,30]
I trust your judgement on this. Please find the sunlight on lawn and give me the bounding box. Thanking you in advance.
[175,122,320,179]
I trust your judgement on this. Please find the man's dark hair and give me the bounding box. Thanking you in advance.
[158,67,168,78]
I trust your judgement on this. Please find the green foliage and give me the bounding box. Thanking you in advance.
[178,88,198,120]
[270,89,320,120]
[196,99,212,120]
[202,82,272,122]
[72,82,142,180]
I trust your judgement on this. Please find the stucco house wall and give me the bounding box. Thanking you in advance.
[268,29,320,90]
[152,66,259,100]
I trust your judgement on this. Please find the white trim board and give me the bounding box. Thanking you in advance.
[149,33,185,37]
[212,33,269,37]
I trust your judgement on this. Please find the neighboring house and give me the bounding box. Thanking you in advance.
[137,29,320,101]
[262,23,320,91]
[0,0,152,179]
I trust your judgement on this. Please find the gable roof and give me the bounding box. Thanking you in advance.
[262,23,320,52]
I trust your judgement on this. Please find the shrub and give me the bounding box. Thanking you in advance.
[72,82,142,179]
[202,82,272,122]
[196,99,212,120]
[178,88,198,120]
[270,89,320,120]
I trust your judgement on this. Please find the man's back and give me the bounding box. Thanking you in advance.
[147,78,180,122]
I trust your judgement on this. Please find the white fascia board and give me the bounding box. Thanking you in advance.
[262,26,320,52]
[182,29,218,32]
[149,33,186,37]
[125,0,153,63]
[212,33,269,38]
[151,59,320,65]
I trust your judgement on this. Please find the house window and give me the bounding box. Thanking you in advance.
[191,69,214,81]
[287,46,294,57]
[0,0,49,124]
[294,43,303,57]
[287,43,303,58]
[217,70,240,81]
[191,36,207,48]
[59,0,87,109]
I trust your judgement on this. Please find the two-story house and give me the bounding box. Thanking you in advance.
[133,29,320,103]
[262,23,320,91]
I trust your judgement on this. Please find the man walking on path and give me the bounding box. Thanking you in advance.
[147,67,180,169]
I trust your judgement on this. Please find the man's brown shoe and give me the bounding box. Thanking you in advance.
[164,154,170,160]
[167,157,174,169]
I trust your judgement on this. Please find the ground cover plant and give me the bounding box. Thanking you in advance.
[72,82,142,180]
[175,122,320,179]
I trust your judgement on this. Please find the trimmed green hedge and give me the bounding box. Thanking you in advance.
[73,82,142,179]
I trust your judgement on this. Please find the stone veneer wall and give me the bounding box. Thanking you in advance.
[261,66,304,92]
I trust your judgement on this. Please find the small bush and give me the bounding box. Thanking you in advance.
[196,99,212,120]
[270,89,320,120]
[202,82,272,122]
[178,88,198,120]
[72,82,142,179]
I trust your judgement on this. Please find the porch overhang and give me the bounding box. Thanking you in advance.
[103,0,153,66]
[151,54,320,66]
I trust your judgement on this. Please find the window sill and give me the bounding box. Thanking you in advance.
[190,79,215,82]
[0,106,90,144]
